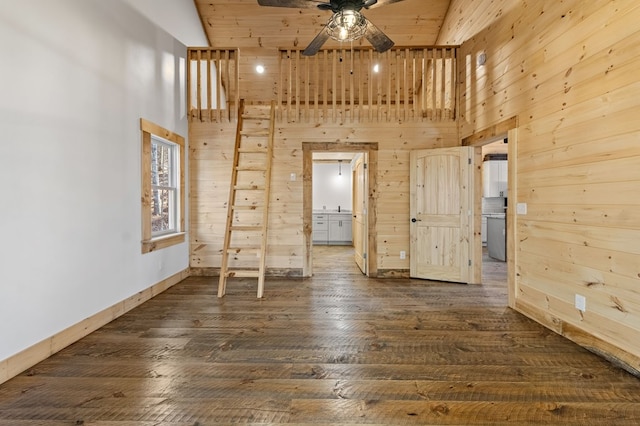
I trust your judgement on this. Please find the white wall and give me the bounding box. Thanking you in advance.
[0,0,189,361]
[123,0,209,46]
[313,162,352,212]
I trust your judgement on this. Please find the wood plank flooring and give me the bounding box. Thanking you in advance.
[1,246,640,424]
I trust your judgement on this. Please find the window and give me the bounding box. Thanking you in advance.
[140,119,185,253]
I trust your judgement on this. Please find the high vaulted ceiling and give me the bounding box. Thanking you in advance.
[194,0,452,50]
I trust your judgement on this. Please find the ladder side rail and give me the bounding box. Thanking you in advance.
[218,99,246,297]
[256,100,276,298]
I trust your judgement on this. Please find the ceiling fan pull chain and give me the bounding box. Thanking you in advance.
[350,40,354,75]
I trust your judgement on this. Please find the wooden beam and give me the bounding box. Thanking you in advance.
[461,116,518,146]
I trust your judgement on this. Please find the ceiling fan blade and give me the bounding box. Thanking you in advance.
[364,19,394,53]
[364,0,406,9]
[302,29,330,56]
[257,0,328,8]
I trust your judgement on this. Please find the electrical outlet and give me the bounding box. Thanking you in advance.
[400,251,406,260]
[575,294,586,312]
[516,202,528,215]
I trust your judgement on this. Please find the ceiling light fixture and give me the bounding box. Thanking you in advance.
[326,9,367,42]
[255,64,265,74]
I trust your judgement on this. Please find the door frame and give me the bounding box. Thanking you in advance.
[302,142,378,277]
[352,153,368,275]
[462,116,518,306]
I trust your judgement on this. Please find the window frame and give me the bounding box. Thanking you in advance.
[140,118,185,253]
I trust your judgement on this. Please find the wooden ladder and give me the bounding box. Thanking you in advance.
[218,100,275,298]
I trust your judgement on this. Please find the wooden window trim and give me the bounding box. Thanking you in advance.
[140,119,185,254]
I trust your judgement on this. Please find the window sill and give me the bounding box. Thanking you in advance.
[142,232,186,254]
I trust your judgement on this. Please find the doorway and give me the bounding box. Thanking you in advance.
[311,152,360,275]
[302,142,378,278]
[461,116,517,299]
[480,138,509,287]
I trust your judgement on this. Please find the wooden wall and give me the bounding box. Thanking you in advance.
[438,0,640,373]
[190,119,458,277]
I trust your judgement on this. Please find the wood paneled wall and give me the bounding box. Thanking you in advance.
[439,0,640,373]
[190,117,458,277]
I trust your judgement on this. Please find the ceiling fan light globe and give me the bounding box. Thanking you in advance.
[326,9,367,42]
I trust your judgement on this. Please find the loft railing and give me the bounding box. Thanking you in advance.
[186,46,458,124]
[187,48,239,122]
[278,46,458,123]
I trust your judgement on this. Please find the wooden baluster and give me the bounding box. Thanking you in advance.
[340,47,346,123]
[287,49,292,123]
[440,47,446,121]
[357,49,362,123]
[451,47,457,120]
[369,49,374,122]
[420,49,427,119]
[295,50,300,122]
[314,53,319,122]
[223,50,230,122]
[234,50,240,121]
[278,50,283,122]
[322,50,328,123]
[196,49,202,121]
[386,50,392,122]
[186,50,192,121]
[395,50,400,121]
[332,49,337,123]
[349,49,355,124]
[206,50,212,122]
[430,49,437,121]
[305,54,310,123]
[376,53,380,122]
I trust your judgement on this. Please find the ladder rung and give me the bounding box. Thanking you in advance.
[226,270,260,278]
[232,205,263,210]
[238,147,268,153]
[236,165,266,171]
[230,226,262,231]
[234,184,265,190]
[240,129,269,137]
[227,246,261,254]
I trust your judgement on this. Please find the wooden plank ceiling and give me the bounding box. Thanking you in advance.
[194,0,452,50]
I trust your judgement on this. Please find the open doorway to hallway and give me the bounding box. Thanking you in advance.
[302,142,378,278]
[311,151,364,276]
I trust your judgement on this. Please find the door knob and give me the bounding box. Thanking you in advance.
[411,218,417,223]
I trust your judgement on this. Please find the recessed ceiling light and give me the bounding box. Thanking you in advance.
[373,64,380,73]
[256,65,265,74]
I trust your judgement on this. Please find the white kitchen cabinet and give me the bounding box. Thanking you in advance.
[312,213,328,244]
[481,216,487,246]
[482,160,508,197]
[328,213,352,245]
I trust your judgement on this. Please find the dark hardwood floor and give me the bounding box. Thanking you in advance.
[2,246,640,424]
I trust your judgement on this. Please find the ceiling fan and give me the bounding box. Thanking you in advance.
[257,0,406,55]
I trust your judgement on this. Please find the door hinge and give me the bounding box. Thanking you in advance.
[468,157,472,165]
[364,163,368,169]
[469,259,472,266]
[364,253,367,259]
